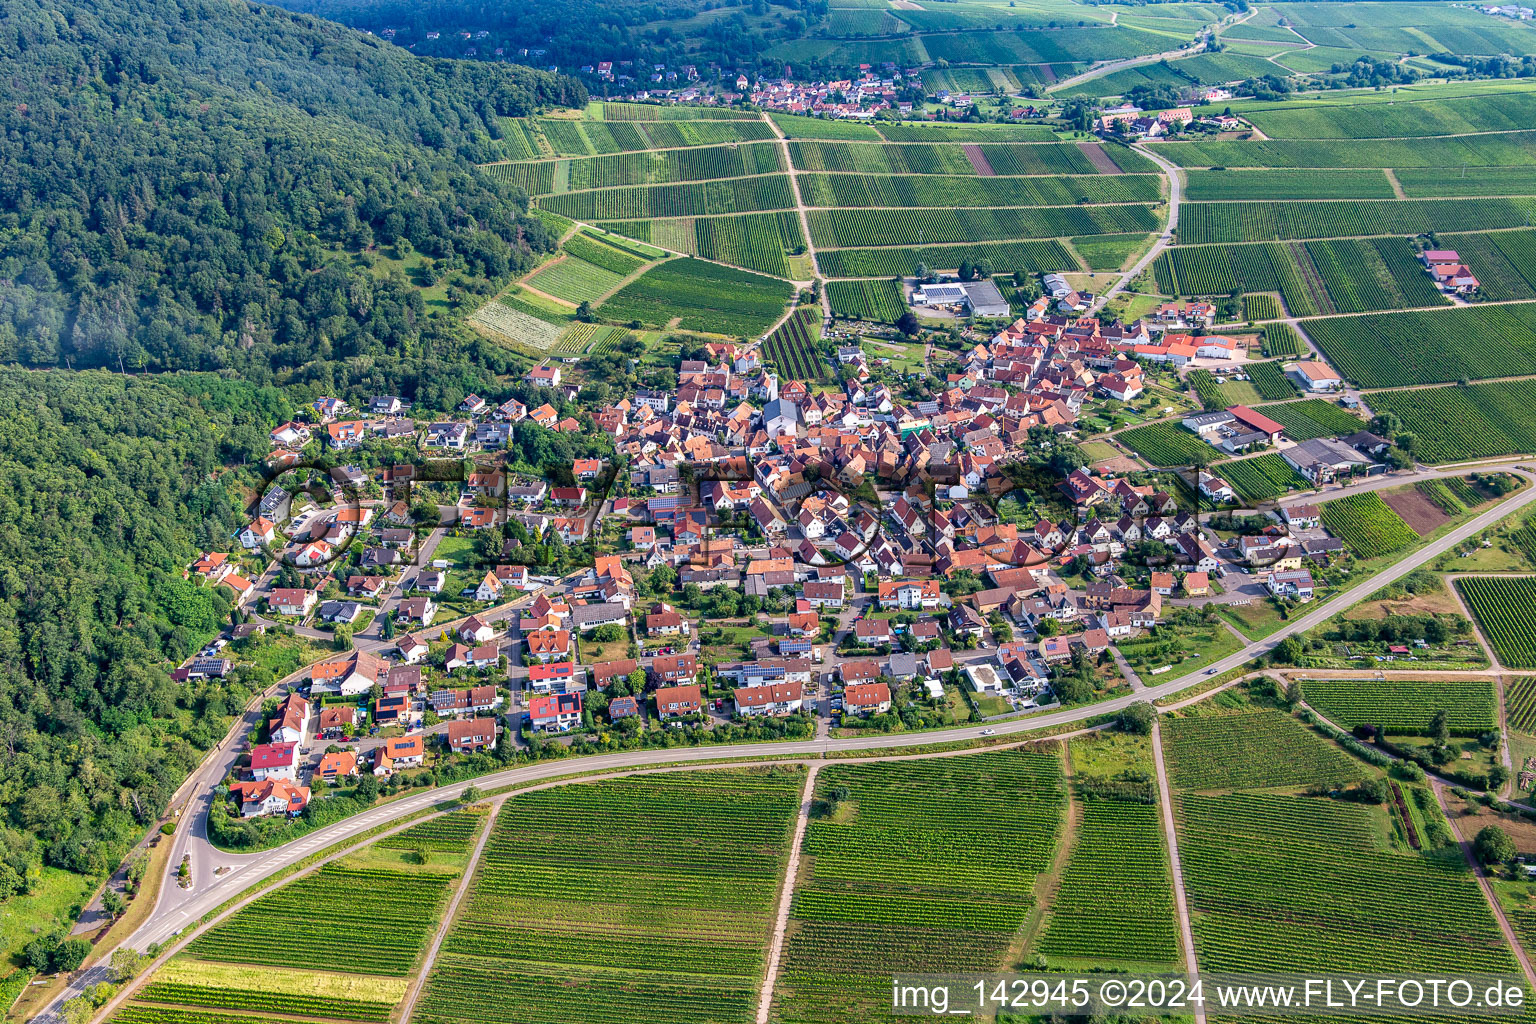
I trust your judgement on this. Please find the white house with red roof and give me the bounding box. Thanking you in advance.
[250,741,299,782]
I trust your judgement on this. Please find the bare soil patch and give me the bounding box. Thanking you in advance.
[1092,455,1143,475]
[1382,487,1451,537]
[1039,64,1058,85]
[1078,142,1123,175]
[963,143,995,177]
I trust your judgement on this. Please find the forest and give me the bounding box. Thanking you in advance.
[0,0,584,405]
[0,370,295,886]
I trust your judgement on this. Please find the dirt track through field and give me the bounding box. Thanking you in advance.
[1078,142,1123,175]
[963,143,996,176]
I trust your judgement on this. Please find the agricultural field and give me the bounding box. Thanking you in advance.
[1178,790,1517,976]
[377,809,486,852]
[816,240,1076,279]
[1304,302,1536,388]
[1243,90,1536,140]
[594,212,806,278]
[538,175,797,220]
[1366,378,1536,462]
[511,116,775,157]
[523,256,626,305]
[186,865,455,974]
[1415,476,1487,518]
[1153,242,1322,316]
[1217,453,1308,505]
[807,204,1161,248]
[770,750,1065,1024]
[469,298,566,352]
[1320,492,1418,559]
[486,143,785,194]
[1162,710,1370,790]
[787,140,975,176]
[1036,796,1179,967]
[597,259,792,337]
[1298,678,1497,736]
[1506,676,1536,733]
[1178,198,1536,245]
[1183,169,1396,201]
[416,768,803,1024]
[1116,423,1213,467]
[826,280,906,324]
[1255,398,1361,441]
[131,959,408,1022]
[1261,323,1307,358]
[1070,233,1153,272]
[1457,576,1536,669]
[798,172,1161,208]
[1242,293,1281,321]
[1396,165,1536,197]
[762,309,828,380]
[1150,129,1536,169]
[1439,229,1536,302]
[1246,361,1298,400]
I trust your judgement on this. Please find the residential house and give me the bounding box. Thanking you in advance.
[446,718,498,754]
[373,735,426,775]
[269,588,316,617]
[654,683,702,719]
[250,741,299,782]
[241,779,309,818]
[267,694,310,744]
[843,682,892,716]
[528,691,583,732]
[314,752,357,784]
[734,682,805,717]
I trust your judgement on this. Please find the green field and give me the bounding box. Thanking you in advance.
[771,751,1065,1023]
[1304,302,1536,388]
[1298,677,1497,735]
[416,768,803,1024]
[1458,577,1536,669]
[1320,492,1418,559]
[597,259,792,337]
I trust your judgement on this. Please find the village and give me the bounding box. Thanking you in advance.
[171,285,1441,825]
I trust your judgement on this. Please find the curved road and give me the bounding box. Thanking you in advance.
[1096,140,1182,313]
[39,467,1536,1024]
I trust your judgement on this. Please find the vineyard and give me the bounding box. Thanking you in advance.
[469,299,564,351]
[1179,792,1517,976]
[826,280,907,323]
[1298,677,1497,735]
[1365,378,1536,462]
[521,116,775,156]
[538,175,796,220]
[771,113,884,140]
[1183,169,1396,201]
[1457,576,1536,668]
[564,232,649,276]
[377,808,486,852]
[1153,242,1320,317]
[1305,302,1536,388]
[816,240,1075,279]
[1070,233,1151,272]
[414,768,803,1024]
[1163,710,1369,790]
[1261,322,1306,358]
[1415,477,1484,517]
[1246,361,1298,400]
[762,309,828,380]
[1154,238,1440,314]
[1117,423,1212,467]
[1440,229,1536,301]
[523,255,626,305]
[1243,294,1282,321]
[1177,198,1536,244]
[597,259,792,337]
[1217,453,1307,504]
[1036,798,1179,966]
[875,122,1059,143]
[594,213,805,278]
[787,140,975,175]
[186,866,454,974]
[797,172,1161,208]
[1319,492,1418,559]
[1255,399,1361,441]
[1505,676,1536,732]
[1150,131,1536,169]
[772,751,1065,1024]
[807,204,1161,248]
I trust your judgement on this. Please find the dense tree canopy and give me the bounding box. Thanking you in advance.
[0,0,583,405]
[0,370,295,879]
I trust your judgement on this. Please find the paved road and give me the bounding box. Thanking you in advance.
[1096,141,1182,311]
[40,469,1536,1023]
